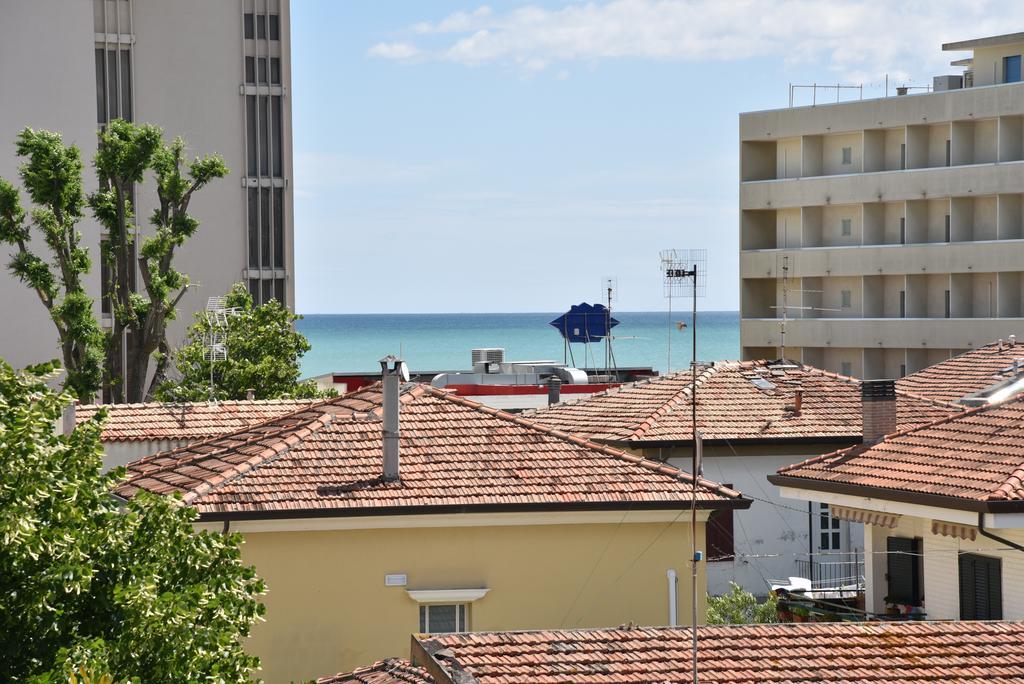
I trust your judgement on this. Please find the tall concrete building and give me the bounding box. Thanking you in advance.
[740,33,1024,379]
[0,0,294,388]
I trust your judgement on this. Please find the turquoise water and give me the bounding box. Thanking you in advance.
[297,311,740,377]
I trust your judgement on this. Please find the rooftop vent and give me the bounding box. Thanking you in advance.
[471,348,505,374]
[933,75,963,91]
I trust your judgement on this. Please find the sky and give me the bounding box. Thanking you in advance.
[291,1,1015,314]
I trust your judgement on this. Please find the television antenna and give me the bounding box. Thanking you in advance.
[601,276,619,376]
[659,247,706,684]
[203,296,240,401]
[769,255,837,361]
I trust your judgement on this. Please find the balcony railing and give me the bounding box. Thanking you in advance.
[796,553,864,594]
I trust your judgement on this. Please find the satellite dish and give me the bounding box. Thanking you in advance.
[398,361,410,382]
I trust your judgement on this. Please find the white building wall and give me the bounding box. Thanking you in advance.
[865,513,1024,620]
[740,64,1024,378]
[671,452,864,597]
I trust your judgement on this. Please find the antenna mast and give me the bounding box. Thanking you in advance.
[203,296,239,402]
[660,248,707,684]
[602,276,619,376]
[769,255,837,362]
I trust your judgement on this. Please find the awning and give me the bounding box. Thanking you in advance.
[829,504,901,528]
[931,520,977,541]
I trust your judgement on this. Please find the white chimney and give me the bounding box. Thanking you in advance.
[62,401,77,436]
[379,355,407,481]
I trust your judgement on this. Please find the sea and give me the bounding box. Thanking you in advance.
[297,311,740,378]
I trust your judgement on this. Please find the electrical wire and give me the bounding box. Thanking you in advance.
[559,503,632,628]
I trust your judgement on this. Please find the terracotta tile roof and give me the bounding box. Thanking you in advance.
[772,394,1024,510]
[898,340,1024,404]
[115,383,747,518]
[77,399,318,442]
[413,622,1024,683]
[318,659,431,684]
[530,360,959,445]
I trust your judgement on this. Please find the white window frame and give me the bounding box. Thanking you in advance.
[419,603,469,634]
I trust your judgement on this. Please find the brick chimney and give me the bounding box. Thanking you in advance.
[861,379,897,443]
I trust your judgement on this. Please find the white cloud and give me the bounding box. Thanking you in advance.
[367,0,1024,80]
[367,41,421,61]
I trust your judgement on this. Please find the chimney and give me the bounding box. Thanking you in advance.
[246,388,255,401]
[379,355,406,481]
[61,401,77,436]
[861,379,897,443]
[1011,335,1017,348]
[793,387,803,416]
[547,375,562,406]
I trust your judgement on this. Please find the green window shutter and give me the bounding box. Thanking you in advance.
[887,537,921,605]
[959,553,1002,619]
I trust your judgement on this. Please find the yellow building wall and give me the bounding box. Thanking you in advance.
[240,519,704,683]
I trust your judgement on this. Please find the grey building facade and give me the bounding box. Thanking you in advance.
[0,0,294,389]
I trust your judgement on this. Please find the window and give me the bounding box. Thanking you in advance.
[945,214,951,242]
[246,187,281,269]
[886,537,923,606]
[944,290,951,318]
[945,139,951,167]
[245,95,283,178]
[706,484,734,562]
[246,96,257,176]
[273,187,285,268]
[841,218,852,236]
[841,146,852,165]
[900,143,906,170]
[819,503,841,550]
[247,188,259,268]
[272,95,284,177]
[899,363,907,378]
[94,47,132,124]
[100,239,111,315]
[419,604,468,634]
[899,290,906,318]
[840,361,852,378]
[1004,55,1021,84]
[959,553,1002,619]
[245,56,282,85]
[841,290,852,308]
[244,13,280,40]
[899,217,906,244]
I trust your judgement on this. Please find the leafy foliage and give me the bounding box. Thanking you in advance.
[157,283,330,402]
[0,359,265,682]
[0,130,104,400]
[91,120,229,402]
[706,582,778,625]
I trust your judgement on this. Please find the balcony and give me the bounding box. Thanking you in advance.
[740,317,1024,351]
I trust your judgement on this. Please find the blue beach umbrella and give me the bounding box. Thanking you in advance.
[549,303,619,343]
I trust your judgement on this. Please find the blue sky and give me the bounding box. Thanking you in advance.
[291,1,1011,314]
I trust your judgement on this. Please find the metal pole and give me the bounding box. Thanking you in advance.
[690,264,698,684]
[667,290,673,373]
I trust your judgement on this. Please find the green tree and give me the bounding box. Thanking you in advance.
[157,283,328,402]
[0,359,265,682]
[706,582,778,625]
[91,120,229,403]
[0,129,104,400]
